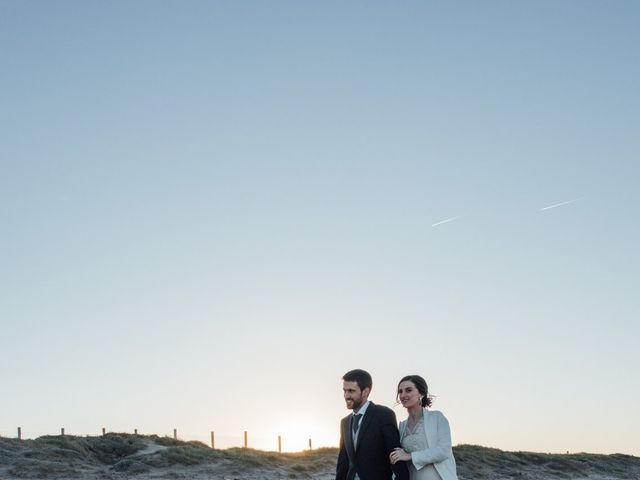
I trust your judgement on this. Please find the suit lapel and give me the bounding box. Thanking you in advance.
[354,402,375,451]
[344,416,356,459]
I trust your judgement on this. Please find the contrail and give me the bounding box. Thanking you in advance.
[539,197,583,211]
[431,216,459,227]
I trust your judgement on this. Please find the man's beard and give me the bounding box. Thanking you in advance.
[350,397,364,411]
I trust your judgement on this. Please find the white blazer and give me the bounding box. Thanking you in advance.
[398,408,458,480]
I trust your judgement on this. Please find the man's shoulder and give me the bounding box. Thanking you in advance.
[369,402,389,412]
[368,402,397,418]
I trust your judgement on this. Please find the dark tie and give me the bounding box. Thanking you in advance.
[352,413,362,435]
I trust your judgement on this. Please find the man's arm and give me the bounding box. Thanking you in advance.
[336,418,348,480]
[380,408,409,480]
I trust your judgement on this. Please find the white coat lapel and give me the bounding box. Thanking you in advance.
[423,409,436,447]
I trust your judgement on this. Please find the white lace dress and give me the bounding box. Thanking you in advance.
[401,418,443,480]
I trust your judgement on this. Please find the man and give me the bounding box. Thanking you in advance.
[336,369,409,480]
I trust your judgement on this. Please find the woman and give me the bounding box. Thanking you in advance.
[389,375,458,480]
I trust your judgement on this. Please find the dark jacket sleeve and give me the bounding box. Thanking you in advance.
[380,407,409,480]
[336,417,349,480]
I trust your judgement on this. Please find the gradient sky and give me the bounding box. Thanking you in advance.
[2,1,639,455]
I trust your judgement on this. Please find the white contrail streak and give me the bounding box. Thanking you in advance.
[431,216,459,227]
[539,197,583,211]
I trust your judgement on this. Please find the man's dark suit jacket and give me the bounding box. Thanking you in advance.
[336,402,409,480]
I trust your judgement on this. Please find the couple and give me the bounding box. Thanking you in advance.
[336,369,458,480]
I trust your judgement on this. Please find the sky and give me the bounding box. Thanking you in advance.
[1,1,639,455]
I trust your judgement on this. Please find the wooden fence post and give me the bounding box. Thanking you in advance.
[211,431,215,449]
[173,429,177,440]
[102,427,106,436]
[134,429,138,435]
[278,435,282,453]
[17,427,21,440]
[61,428,65,436]
[308,438,312,450]
[244,431,248,448]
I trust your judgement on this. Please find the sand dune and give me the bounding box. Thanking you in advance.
[1,434,638,479]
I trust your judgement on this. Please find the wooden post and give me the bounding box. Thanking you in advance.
[308,438,312,450]
[278,435,282,453]
[102,427,106,436]
[61,428,65,436]
[17,427,21,440]
[134,429,138,435]
[210,431,215,449]
[244,431,248,448]
[173,429,177,440]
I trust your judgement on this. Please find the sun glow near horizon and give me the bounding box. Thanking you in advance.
[181,423,338,453]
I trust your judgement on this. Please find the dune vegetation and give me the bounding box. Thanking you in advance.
[1,434,638,479]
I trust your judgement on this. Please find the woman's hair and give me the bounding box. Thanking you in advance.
[397,375,433,408]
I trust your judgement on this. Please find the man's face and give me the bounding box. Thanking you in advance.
[343,380,370,411]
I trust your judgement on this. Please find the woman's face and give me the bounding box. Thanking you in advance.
[397,380,422,409]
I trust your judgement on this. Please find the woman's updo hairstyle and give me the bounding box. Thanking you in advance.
[397,374,433,408]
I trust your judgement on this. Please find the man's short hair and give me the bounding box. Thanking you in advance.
[342,369,372,391]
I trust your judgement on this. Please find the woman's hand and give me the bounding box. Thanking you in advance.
[390,447,411,464]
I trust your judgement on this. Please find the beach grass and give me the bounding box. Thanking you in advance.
[1,434,639,479]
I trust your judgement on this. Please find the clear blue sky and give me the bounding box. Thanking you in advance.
[2,1,639,454]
